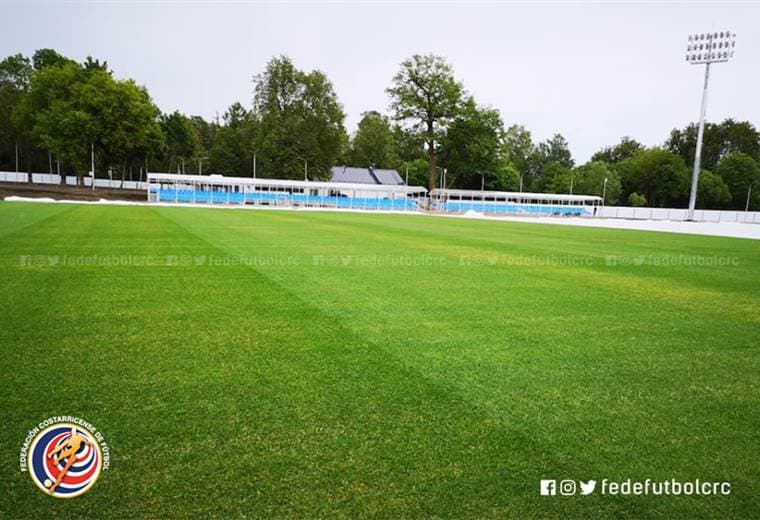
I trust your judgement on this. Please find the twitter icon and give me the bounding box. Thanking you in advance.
[579,480,597,495]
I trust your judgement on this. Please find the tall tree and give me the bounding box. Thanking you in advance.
[441,98,507,190]
[349,111,399,169]
[15,55,164,184]
[252,56,346,180]
[387,54,464,191]
[18,60,163,184]
[78,70,163,182]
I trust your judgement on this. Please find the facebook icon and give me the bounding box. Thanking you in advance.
[540,479,557,496]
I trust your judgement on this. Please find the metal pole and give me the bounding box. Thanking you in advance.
[15,141,19,173]
[91,142,95,190]
[405,166,408,186]
[481,173,485,191]
[253,153,256,179]
[602,177,608,205]
[746,182,753,212]
[688,61,711,221]
[304,159,308,181]
[569,175,574,195]
[519,175,523,193]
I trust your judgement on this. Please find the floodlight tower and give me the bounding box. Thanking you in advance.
[685,31,736,221]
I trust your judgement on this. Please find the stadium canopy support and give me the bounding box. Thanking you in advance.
[430,188,603,217]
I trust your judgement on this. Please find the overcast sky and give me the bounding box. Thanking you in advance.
[2,1,758,162]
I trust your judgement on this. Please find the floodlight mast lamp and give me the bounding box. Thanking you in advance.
[685,31,736,221]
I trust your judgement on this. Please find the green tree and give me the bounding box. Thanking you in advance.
[19,61,163,184]
[696,169,731,209]
[77,70,163,183]
[349,111,399,169]
[591,137,643,164]
[666,119,760,172]
[615,148,690,207]
[252,56,346,180]
[387,54,464,191]
[17,59,163,184]
[441,98,505,190]
[715,152,760,210]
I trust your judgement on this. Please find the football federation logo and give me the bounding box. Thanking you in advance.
[27,423,103,498]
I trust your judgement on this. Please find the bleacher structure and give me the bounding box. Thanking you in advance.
[430,188,603,216]
[146,173,604,216]
[147,173,427,212]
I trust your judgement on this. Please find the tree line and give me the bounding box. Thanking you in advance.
[1,49,758,209]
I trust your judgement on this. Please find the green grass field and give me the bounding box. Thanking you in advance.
[1,201,758,518]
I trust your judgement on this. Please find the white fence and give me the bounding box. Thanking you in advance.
[0,171,147,190]
[598,205,760,224]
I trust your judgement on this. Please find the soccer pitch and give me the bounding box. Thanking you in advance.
[1,201,758,518]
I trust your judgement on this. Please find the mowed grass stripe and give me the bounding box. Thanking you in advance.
[157,206,760,518]
[1,202,758,518]
[1,203,584,518]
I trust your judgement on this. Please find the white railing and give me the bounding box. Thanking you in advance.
[0,171,146,190]
[598,205,760,224]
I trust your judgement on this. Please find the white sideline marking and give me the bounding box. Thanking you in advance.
[4,196,759,240]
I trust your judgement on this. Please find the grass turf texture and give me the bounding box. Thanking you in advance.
[0,201,758,519]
